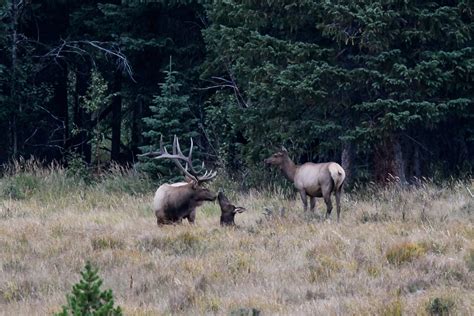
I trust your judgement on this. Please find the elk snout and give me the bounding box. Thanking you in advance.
[264,158,273,164]
[207,192,218,201]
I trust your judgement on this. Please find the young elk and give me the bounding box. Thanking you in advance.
[264,147,346,221]
[140,136,217,225]
[217,192,246,226]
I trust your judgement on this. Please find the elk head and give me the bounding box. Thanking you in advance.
[218,191,246,226]
[264,146,289,166]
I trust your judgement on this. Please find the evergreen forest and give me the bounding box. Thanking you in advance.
[1,0,473,185]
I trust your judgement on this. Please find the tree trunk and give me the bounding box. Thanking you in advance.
[53,63,69,159]
[393,136,406,184]
[131,96,143,160]
[374,134,407,185]
[9,0,20,160]
[73,67,91,163]
[111,70,122,162]
[412,144,421,181]
[341,142,353,185]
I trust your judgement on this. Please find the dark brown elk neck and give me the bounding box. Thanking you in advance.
[280,156,297,182]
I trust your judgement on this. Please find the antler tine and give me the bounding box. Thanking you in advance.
[159,135,169,155]
[149,135,197,182]
[172,135,202,175]
[188,138,194,160]
[171,135,189,166]
[144,135,218,183]
[136,134,168,158]
[198,169,218,182]
[172,135,180,156]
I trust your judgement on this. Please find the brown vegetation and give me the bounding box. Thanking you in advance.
[0,165,472,315]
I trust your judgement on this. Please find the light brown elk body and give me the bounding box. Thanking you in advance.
[153,181,216,224]
[265,147,346,221]
[141,136,217,225]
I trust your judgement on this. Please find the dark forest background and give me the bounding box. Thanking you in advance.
[0,0,473,187]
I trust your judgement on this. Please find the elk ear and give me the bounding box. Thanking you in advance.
[233,207,246,213]
[191,179,199,189]
[281,146,288,153]
[218,192,232,209]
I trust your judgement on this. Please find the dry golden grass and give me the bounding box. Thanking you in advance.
[0,166,473,315]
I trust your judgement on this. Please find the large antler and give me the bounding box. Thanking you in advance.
[139,135,217,183]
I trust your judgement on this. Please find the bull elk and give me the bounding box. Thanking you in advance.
[140,136,217,225]
[264,147,346,221]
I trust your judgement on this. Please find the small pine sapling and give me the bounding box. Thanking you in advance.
[55,261,122,316]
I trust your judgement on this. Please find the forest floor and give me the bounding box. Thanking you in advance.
[0,166,473,315]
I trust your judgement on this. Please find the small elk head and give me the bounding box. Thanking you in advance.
[218,192,246,226]
[141,135,218,200]
[264,146,289,166]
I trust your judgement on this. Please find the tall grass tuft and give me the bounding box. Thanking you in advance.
[0,158,155,202]
[97,163,154,196]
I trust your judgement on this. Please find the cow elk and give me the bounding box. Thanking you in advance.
[140,136,217,225]
[264,147,346,221]
[217,192,246,226]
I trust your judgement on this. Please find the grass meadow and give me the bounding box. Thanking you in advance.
[0,161,473,315]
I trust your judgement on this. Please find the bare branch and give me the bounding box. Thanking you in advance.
[38,39,135,81]
[199,59,249,108]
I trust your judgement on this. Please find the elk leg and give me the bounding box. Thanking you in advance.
[323,193,333,219]
[156,210,166,225]
[335,189,342,222]
[310,197,317,212]
[299,190,308,212]
[186,209,196,224]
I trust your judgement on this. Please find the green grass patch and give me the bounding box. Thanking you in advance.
[426,297,454,316]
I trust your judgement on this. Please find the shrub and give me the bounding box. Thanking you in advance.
[1,173,40,200]
[65,152,92,183]
[386,242,426,266]
[426,297,454,316]
[55,261,122,315]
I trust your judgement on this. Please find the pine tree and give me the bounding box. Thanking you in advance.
[70,0,207,161]
[141,57,200,180]
[202,0,473,183]
[56,261,122,316]
[201,0,355,184]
